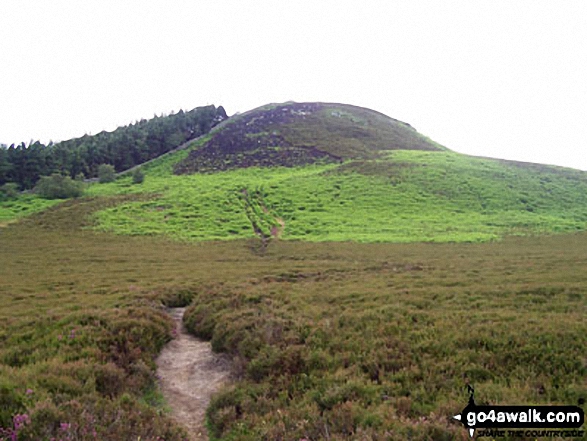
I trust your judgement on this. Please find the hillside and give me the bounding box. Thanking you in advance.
[3,101,587,243]
[78,101,587,243]
[174,102,444,174]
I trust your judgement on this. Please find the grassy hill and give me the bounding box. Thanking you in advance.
[6,101,587,245]
[78,102,587,243]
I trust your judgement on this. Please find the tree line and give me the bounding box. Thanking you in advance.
[0,105,227,190]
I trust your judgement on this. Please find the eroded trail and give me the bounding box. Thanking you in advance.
[156,308,231,440]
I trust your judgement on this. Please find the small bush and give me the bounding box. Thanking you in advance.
[155,286,194,307]
[33,174,84,199]
[184,304,217,340]
[17,396,188,441]
[95,362,127,398]
[98,164,116,183]
[0,183,19,200]
[131,168,145,184]
[0,381,25,428]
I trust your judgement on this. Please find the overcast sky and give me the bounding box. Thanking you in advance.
[1,1,586,170]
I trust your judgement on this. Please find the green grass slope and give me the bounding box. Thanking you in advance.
[88,147,587,243]
[0,195,61,226]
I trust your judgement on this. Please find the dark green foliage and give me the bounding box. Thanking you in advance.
[33,173,84,199]
[0,183,18,200]
[0,105,226,189]
[97,164,116,183]
[0,147,9,184]
[131,168,145,184]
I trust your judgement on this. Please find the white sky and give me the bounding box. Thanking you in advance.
[1,0,586,170]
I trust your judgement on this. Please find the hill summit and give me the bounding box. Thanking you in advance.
[173,102,443,174]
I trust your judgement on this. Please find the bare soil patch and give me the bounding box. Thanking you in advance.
[156,308,231,440]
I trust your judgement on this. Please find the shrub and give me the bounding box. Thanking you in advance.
[98,164,116,183]
[0,381,25,428]
[0,183,19,200]
[17,396,188,441]
[94,362,127,398]
[152,286,194,307]
[33,174,84,199]
[131,168,145,184]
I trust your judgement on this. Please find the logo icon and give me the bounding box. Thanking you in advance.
[453,386,585,438]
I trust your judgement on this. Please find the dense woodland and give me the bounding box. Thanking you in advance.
[0,105,227,190]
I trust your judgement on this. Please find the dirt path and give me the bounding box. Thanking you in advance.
[156,308,231,440]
